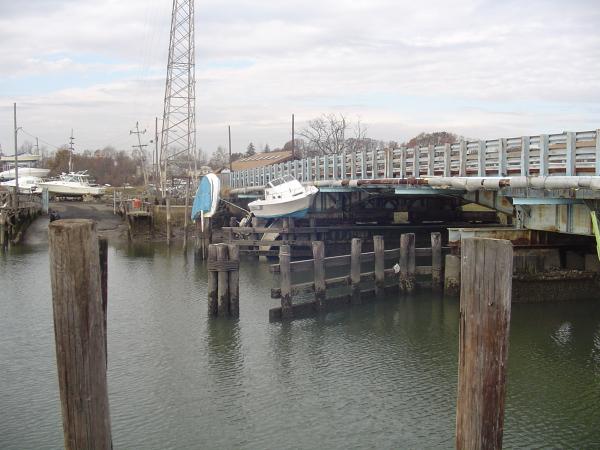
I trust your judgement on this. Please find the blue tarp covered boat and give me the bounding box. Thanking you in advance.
[191,173,220,230]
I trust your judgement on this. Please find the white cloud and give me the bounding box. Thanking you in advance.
[0,0,599,156]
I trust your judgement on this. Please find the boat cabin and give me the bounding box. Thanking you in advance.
[265,175,305,200]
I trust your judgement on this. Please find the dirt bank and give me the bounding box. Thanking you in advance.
[22,201,129,245]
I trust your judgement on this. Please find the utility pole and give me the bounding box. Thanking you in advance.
[130,121,149,186]
[13,103,19,208]
[35,137,40,156]
[228,125,232,170]
[68,130,75,173]
[291,113,295,159]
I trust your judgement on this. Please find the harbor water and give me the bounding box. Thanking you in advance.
[1,241,600,449]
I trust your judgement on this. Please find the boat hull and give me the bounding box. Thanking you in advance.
[0,168,50,180]
[248,188,317,218]
[0,176,43,194]
[37,182,105,196]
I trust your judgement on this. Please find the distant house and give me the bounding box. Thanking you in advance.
[230,150,293,172]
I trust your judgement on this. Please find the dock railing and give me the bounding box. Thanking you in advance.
[230,130,600,189]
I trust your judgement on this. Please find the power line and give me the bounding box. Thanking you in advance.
[19,128,62,150]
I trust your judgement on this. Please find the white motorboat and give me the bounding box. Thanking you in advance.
[38,171,106,197]
[248,175,318,218]
[0,167,50,180]
[0,176,44,194]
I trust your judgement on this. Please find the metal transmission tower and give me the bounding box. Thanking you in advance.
[160,0,196,195]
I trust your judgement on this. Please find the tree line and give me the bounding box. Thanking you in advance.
[35,114,464,182]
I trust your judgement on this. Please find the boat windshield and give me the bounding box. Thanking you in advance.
[267,175,295,188]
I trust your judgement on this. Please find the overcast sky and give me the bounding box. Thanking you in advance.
[1,0,599,157]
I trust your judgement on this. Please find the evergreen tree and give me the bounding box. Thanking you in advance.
[246,142,256,156]
[264,144,271,153]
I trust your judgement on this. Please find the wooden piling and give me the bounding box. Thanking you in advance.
[279,244,292,318]
[400,233,416,293]
[183,176,190,249]
[444,254,461,296]
[456,238,513,450]
[207,244,218,316]
[351,238,362,304]
[166,193,171,245]
[228,244,240,317]
[0,211,6,247]
[48,219,112,450]
[309,217,317,241]
[374,235,385,298]
[313,241,326,309]
[431,232,442,291]
[216,244,230,316]
[98,238,108,361]
[282,217,289,243]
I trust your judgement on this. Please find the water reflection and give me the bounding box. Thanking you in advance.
[552,321,573,347]
[1,242,600,449]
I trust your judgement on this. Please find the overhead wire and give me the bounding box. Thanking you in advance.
[19,128,63,150]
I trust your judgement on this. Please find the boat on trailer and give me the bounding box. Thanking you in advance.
[248,175,318,219]
[37,171,105,197]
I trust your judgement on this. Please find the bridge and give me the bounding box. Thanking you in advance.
[229,129,600,237]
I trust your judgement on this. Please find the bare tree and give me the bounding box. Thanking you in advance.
[300,113,349,156]
[209,146,229,169]
[18,140,33,154]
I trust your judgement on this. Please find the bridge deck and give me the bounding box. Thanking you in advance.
[230,129,600,190]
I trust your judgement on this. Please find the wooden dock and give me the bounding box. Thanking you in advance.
[0,189,42,247]
[268,232,445,320]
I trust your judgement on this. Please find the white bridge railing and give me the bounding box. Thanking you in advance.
[231,130,600,189]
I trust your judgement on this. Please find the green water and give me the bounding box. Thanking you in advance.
[1,242,599,449]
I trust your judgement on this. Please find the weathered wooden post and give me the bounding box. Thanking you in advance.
[456,238,513,450]
[228,244,240,317]
[281,217,289,243]
[351,238,362,304]
[309,217,317,242]
[313,241,326,309]
[445,254,461,295]
[431,232,442,291]
[216,244,230,316]
[0,211,6,248]
[374,235,385,298]
[183,176,190,249]
[98,238,108,362]
[48,219,112,450]
[400,233,416,293]
[207,244,218,316]
[166,193,171,245]
[280,245,292,318]
[288,217,295,243]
